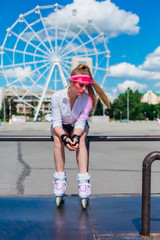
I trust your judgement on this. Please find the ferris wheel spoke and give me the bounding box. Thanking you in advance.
[61,59,72,65]
[39,11,54,53]
[22,17,52,54]
[92,66,107,71]
[28,61,52,81]
[54,17,58,55]
[60,62,70,79]
[57,22,71,54]
[5,78,21,86]
[3,58,49,69]
[19,89,40,102]
[20,63,53,101]
[61,33,101,58]
[3,47,48,59]
[59,23,88,56]
[61,60,73,73]
[82,27,98,66]
[22,38,44,68]
[4,60,51,88]
[83,27,97,50]
[61,61,70,71]
[58,26,88,57]
[13,62,52,101]
[9,85,36,108]
[98,54,106,67]
[2,51,13,65]
[63,50,107,60]
[25,60,51,78]
[19,92,40,107]
[19,21,50,55]
[9,29,50,57]
[34,63,56,121]
[92,22,103,36]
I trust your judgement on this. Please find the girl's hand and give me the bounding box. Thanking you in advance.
[60,134,77,151]
[66,138,77,151]
[71,134,80,149]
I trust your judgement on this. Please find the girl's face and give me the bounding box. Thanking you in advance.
[71,82,89,96]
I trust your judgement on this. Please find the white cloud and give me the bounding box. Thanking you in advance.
[117,80,147,92]
[154,82,160,87]
[110,62,150,79]
[110,62,160,80]
[6,84,45,93]
[108,80,147,101]
[139,46,160,72]
[3,66,32,81]
[45,0,140,39]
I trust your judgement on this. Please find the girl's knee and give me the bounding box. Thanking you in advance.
[79,136,86,148]
[54,137,63,149]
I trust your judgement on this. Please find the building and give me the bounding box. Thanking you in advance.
[71,57,92,72]
[0,87,54,115]
[141,90,160,105]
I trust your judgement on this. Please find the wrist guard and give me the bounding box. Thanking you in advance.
[71,134,80,146]
[61,134,71,146]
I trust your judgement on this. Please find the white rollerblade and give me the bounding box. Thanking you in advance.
[53,172,67,207]
[77,173,91,209]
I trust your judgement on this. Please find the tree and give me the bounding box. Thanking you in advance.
[111,89,144,120]
[0,97,16,121]
[29,101,38,118]
[111,88,160,120]
[94,98,103,115]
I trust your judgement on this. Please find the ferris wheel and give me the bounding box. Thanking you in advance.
[0,3,110,121]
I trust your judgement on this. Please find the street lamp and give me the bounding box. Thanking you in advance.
[9,98,12,124]
[127,88,129,122]
[120,111,122,122]
[3,97,6,123]
[113,111,115,120]
[153,111,155,121]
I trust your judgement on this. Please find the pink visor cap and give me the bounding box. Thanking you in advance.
[70,75,95,84]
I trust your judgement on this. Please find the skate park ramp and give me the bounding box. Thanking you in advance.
[1,194,160,240]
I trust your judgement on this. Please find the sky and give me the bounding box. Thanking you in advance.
[0,0,160,100]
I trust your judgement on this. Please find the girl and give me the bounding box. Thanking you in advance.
[51,64,110,206]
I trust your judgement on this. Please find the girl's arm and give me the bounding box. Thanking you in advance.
[54,126,77,151]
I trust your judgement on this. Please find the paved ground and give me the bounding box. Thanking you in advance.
[1,195,160,240]
[0,120,160,196]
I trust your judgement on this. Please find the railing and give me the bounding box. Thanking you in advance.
[141,151,160,237]
[1,135,160,142]
[1,134,160,236]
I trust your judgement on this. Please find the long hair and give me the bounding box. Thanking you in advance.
[71,64,110,109]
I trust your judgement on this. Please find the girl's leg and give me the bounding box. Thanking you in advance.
[53,134,65,172]
[76,127,91,200]
[76,127,89,174]
[51,127,67,197]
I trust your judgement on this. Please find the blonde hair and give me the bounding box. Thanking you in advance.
[71,64,110,109]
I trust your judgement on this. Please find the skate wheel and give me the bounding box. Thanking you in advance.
[81,199,88,209]
[56,197,62,207]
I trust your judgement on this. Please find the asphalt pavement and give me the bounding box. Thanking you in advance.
[0,120,160,196]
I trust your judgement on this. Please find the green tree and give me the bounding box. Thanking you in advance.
[0,97,16,121]
[94,98,103,115]
[111,88,143,120]
[111,88,160,121]
[29,101,38,118]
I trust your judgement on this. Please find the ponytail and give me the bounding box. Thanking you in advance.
[71,64,110,109]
